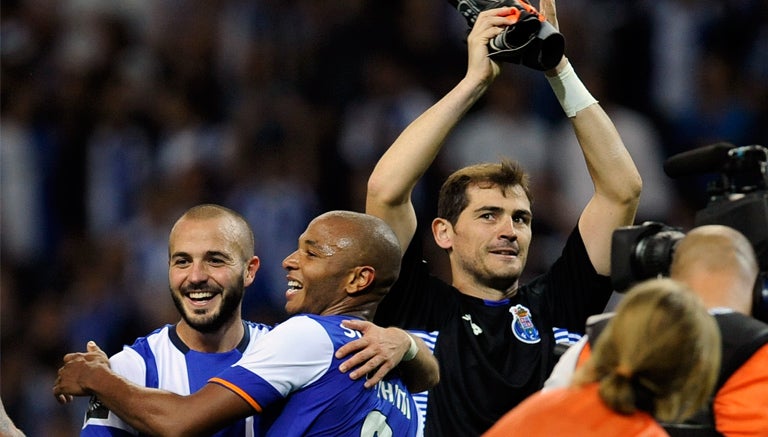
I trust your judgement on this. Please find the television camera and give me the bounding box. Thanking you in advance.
[610,143,768,322]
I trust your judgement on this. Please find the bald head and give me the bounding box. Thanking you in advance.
[670,225,758,313]
[171,204,255,262]
[311,210,402,291]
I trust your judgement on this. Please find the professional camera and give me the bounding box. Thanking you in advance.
[611,143,768,322]
[449,0,565,71]
[610,221,686,293]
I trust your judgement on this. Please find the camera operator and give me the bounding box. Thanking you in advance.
[545,225,768,436]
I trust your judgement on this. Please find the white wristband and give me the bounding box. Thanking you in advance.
[546,62,598,118]
[403,334,419,362]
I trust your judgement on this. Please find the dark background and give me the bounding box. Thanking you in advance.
[2,0,766,435]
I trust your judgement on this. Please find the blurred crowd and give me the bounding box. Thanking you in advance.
[1,0,766,435]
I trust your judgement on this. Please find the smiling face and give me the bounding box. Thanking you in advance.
[281,215,357,316]
[168,215,258,333]
[434,183,532,297]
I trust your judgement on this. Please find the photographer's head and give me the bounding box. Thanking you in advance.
[670,225,759,315]
[574,278,720,423]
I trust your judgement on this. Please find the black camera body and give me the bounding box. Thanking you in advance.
[610,221,686,293]
[611,143,768,322]
[449,0,565,71]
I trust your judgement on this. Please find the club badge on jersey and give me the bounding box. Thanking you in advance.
[510,304,540,343]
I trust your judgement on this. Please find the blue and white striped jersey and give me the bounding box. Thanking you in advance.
[80,320,272,437]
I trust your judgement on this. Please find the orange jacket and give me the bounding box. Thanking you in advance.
[712,343,768,436]
[573,315,768,436]
[483,383,668,437]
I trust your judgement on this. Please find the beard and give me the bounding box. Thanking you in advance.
[171,283,244,334]
[457,253,523,291]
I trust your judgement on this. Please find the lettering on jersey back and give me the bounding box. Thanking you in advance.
[375,380,412,419]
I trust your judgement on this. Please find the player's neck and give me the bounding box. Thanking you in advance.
[452,275,519,301]
[176,318,245,353]
[321,300,376,321]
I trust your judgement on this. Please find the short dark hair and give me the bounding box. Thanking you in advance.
[437,159,532,225]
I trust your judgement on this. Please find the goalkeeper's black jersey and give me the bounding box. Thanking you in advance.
[374,226,613,436]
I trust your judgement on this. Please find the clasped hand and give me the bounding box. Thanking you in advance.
[53,341,109,404]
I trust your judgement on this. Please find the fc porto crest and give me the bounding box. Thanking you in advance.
[510,304,540,344]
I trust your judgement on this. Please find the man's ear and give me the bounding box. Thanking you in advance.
[346,266,375,295]
[432,218,454,250]
[244,256,260,287]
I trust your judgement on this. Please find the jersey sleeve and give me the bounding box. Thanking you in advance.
[209,315,335,413]
[537,226,614,333]
[543,336,588,391]
[713,343,768,435]
[80,347,146,436]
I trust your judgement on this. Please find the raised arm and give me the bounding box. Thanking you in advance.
[568,96,642,275]
[365,7,511,250]
[54,342,251,437]
[540,0,641,275]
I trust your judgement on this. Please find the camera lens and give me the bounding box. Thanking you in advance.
[633,230,686,279]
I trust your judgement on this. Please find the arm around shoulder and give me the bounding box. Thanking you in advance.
[54,342,252,437]
[335,320,439,393]
[399,333,440,393]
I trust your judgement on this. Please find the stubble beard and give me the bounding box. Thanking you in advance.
[461,254,522,292]
[171,284,244,334]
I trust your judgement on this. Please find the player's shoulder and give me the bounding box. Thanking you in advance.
[108,325,174,372]
[279,314,328,329]
[123,324,173,348]
[273,314,352,343]
[243,320,274,336]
